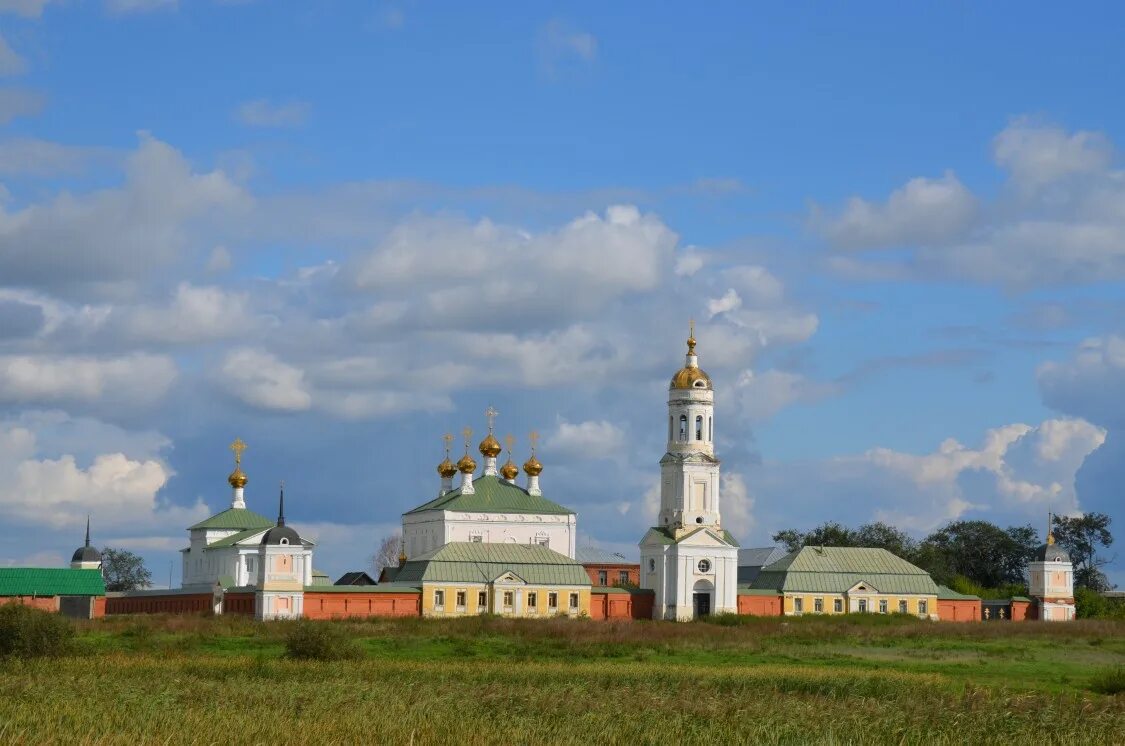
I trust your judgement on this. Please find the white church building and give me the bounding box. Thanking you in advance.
[640,328,739,620]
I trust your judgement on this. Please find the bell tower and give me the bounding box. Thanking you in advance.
[660,322,721,530]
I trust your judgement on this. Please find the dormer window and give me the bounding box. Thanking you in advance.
[280,538,289,546]
[694,380,706,388]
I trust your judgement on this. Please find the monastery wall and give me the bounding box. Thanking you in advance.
[937,598,980,622]
[303,591,420,619]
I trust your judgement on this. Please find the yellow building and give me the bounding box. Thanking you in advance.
[390,543,592,618]
[748,546,939,619]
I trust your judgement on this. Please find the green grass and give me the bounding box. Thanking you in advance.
[0,614,1122,744]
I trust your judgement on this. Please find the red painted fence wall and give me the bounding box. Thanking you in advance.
[738,594,782,616]
[588,590,653,620]
[223,592,256,616]
[937,598,981,622]
[303,592,420,619]
[105,593,212,615]
[0,596,59,612]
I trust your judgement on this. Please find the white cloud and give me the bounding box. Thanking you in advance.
[674,250,705,277]
[0,33,27,77]
[0,0,52,18]
[1039,335,1125,428]
[720,471,754,540]
[220,349,312,412]
[540,19,598,67]
[235,99,310,128]
[0,88,45,123]
[993,117,1113,191]
[117,282,254,344]
[205,245,232,273]
[0,138,114,176]
[0,353,177,408]
[728,369,837,423]
[814,171,977,250]
[105,0,177,14]
[548,420,625,460]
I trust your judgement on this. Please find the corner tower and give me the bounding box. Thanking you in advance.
[640,324,739,620]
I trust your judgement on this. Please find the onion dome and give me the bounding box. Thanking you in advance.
[437,457,457,479]
[522,454,543,477]
[479,432,502,458]
[500,458,519,480]
[228,467,248,489]
[456,453,477,474]
[670,327,712,390]
[1035,533,1071,563]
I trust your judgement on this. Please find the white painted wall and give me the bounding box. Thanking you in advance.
[403,510,577,559]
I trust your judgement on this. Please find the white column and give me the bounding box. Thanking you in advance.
[232,487,246,509]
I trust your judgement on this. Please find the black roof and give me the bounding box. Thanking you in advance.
[335,571,377,586]
[1034,543,1071,563]
[71,545,102,563]
[261,484,302,546]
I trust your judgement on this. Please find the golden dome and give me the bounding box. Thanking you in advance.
[479,433,502,458]
[456,453,477,474]
[670,366,712,390]
[500,459,519,480]
[228,468,248,489]
[437,457,457,479]
[522,454,543,477]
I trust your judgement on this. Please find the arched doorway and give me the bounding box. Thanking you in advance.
[693,578,714,618]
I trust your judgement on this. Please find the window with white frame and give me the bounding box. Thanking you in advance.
[794,597,804,613]
[814,598,823,613]
[597,570,607,586]
[528,592,537,610]
[469,534,483,543]
[548,592,558,610]
[918,600,928,615]
[434,590,445,610]
[879,599,888,614]
[833,598,843,613]
[618,571,630,585]
[477,591,487,609]
[858,599,868,613]
[455,591,466,609]
[899,600,908,614]
[569,593,579,610]
[503,591,514,609]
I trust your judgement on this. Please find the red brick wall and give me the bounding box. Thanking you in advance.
[303,592,420,619]
[584,564,640,587]
[589,591,653,620]
[223,592,256,615]
[105,593,212,615]
[1010,599,1033,621]
[92,596,106,618]
[937,598,980,622]
[0,596,59,612]
[738,594,782,616]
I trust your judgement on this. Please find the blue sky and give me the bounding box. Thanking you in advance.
[1,1,1123,586]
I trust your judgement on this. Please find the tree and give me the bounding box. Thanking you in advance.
[771,529,804,553]
[854,522,918,559]
[372,533,403,576]
[915,521,1039,588]
[1052,512,1115,591]
[770,521,915,557]
[100,547,152,592]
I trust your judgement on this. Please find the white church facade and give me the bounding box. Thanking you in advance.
[640,328,739,620]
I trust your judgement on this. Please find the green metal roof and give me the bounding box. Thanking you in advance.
[590,586,653,595]
[0,568,105,597]
[738,588,781,596]
[395,542,590,586]
[748,547,939,595]
[189,508,275,531]
[204,527,267,548]
[641,526,740,548]
[404,475,574,516]
[936,585,980,600]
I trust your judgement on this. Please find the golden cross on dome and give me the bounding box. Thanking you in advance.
[687,319,697,354]
[504,434,515,453]
[529,430,539,454]
[462,426,473,452]
[485,406,499,433]
[229,438,247,467]
[442,432,454,458]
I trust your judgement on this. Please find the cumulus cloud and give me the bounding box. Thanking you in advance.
[548,420,625,460]
[719,471,755,539]
[116,283,255,344]
[813,171,977,250]
[0,138,114,176]
[0,88,45,123]
[0,0,52,17]
[0,33,27,77]
[0,416,206,531]
[234,99,310,128]
[220,349,312,412]
[0,353,177,408]
[993,117,1114,191]
[727,369,837,423]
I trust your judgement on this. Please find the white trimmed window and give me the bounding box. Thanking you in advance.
[918,600,928,616]
[469,534,483,543]
[879,599,888,614]
[477,591,487,609]
[548,592,558,610]
[569,593,579,610]
[434,590,445,610]
[899,600,908,614]
[794,597,804,613]
[455,591,466,609]
[833,598,842,613]
[858,599,868,613]
[528,592,537,610]
[814,598,823,613]
[503,591,514,609]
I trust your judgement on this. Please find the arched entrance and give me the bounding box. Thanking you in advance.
[692,579,714,618]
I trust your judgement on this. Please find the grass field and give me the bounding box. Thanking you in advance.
[1,614,1122,744]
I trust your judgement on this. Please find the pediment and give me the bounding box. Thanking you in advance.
[491,571,527,585]
[845,580,881,594]
[679,529,731,548]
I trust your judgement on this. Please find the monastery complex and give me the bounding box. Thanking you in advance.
[1,330,1076,624]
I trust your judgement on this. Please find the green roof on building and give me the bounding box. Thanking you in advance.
[641,525,740,548]
[0,568,106,597]
[404,475,574,516]
[395,542,590,586]
[936,585,980,600]
[748,546,939,595]
[189,508,275,531]
[204,527,267,548]
[304,583,421,593]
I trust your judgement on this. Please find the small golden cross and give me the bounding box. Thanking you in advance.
[462,426,473,451]
[529,430,539,454]
[442,432,454,457]
[229,438,247,467]
[504,434,515,455]
[485,406,499,433]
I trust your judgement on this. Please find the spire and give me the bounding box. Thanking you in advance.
[228,438,248,509]
[1047,510,1055,545]
[685,319,698,367]
[398,535,407,567]
[277,481,286,527]
[84,515,91,548]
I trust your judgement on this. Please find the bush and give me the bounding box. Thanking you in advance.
[284,621,363,661]
[0,603,74,659]
[1087,666,1125,695]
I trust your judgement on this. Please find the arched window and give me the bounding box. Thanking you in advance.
[695,415,703,441]
[679,415,687,441]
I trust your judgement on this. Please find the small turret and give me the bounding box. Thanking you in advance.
[457,427,476,494]
[70,516,102,570]
[523,430,543,496]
